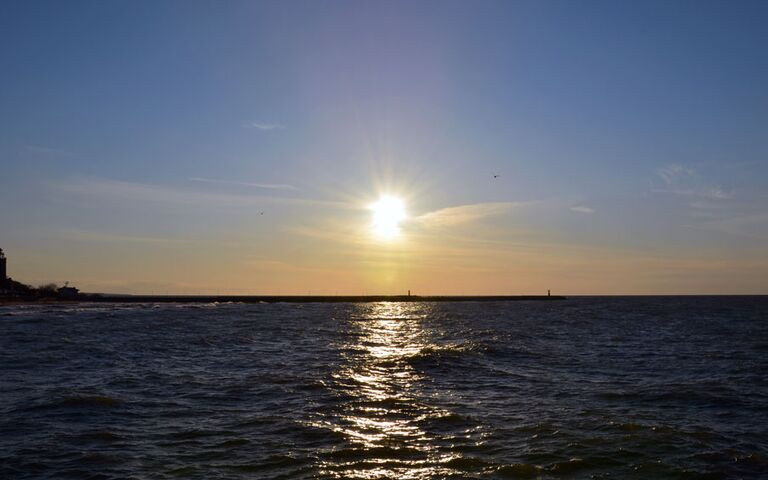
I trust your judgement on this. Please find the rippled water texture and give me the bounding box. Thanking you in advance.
[2,297,767,479]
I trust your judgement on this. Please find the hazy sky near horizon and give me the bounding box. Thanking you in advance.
[2,0,768,294]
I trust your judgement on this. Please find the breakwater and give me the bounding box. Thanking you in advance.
[87,294,565,303]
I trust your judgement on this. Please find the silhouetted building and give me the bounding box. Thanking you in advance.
[58,284,80,299]
[0,248,7,286]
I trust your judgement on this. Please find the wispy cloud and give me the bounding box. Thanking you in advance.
[657,164,694,185]
[654,164,729,199]
[653,166,768,238]
[57,177,347,209]
[570,205,595,214]
[24,144,81,159]
[682,192,768,239]
[415,202,526,227]
[683,213,768,239]
[59,229,189,244]
[189,177,297,191]
[249,122,284,131]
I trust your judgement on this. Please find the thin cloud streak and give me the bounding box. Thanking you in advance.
[59,229,190,244]
[56,178,348,209]
[189,177,297,190]
[249,122,284,131]
[415,202,527,227]
[24,145,82,159]
[652,187,730,199]
[570,206,595,214]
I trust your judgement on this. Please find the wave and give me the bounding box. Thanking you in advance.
[67,430,123,442]
[403,342,493,366]
[22,394,123,412]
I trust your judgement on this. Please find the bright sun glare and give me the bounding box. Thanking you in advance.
[370,195,406,239]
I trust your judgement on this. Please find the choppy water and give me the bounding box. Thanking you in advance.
[1,297,767,479]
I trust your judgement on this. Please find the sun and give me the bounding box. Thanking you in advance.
[369,195,406,239]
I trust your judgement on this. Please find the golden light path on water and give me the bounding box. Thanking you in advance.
[313,302,482,479]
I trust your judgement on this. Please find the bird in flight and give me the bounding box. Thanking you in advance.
[493,174,500,179]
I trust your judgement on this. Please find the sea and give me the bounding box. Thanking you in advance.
[1,297,767,479]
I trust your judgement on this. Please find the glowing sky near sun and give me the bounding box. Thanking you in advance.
[1,1,768,294]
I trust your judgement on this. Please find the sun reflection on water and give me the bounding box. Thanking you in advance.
[314,302,471,479]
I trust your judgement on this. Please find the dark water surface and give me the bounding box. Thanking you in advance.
[1,297,767,479]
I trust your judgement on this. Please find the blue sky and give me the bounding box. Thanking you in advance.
[1,1,767,294]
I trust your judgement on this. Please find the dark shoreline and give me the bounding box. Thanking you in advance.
[3,295,566,305]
